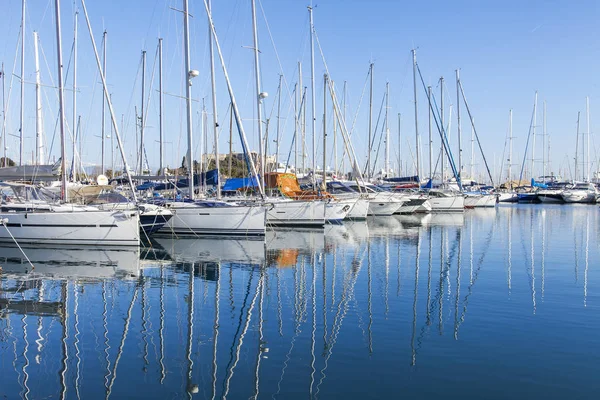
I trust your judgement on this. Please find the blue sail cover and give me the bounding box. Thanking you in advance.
[531,178,548,189]
[222,176,259,191]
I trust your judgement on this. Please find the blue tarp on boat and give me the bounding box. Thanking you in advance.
[222,176,259,191]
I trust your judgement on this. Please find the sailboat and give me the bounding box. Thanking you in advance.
[157,0,267,238]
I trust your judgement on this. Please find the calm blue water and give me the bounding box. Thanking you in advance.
[1,205,600,399]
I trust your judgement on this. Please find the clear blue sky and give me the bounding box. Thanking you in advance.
[1,0,599,182]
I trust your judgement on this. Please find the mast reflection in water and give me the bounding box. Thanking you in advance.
[1,205,600,399]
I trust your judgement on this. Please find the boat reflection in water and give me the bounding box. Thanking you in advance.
[1,205,599,399]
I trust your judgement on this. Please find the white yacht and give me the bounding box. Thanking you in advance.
[157,199,267,237]
[342,181,404,216]
[424,189,465,212]
[561,183,598,204]
[0,182,140,246]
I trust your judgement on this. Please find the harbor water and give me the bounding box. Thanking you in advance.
[1,204,599,399]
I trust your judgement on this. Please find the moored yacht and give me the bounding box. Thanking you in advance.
[561,182,598,204]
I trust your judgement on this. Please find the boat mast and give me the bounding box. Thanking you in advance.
[294,83,298,172]
[139,50,146,175]
[158,38,164,173]
[398,113,401,176]
[183,0,195,199]
[299,61,305,173]
[456,70,462,180]
[80,0,137,200]
[54,0,68,201]
[470,118,475,179]
[575,112,580,182]
[202,0,264,197]
[33,31,44,165]
[19,0,25,166]
[440,76,445,184]
[208,0,220,198]
[1,63,5,166]
[251,0,265,191]
[333,80,337,177]
[531,91,537,180]
[412,49,420,185]
[101,30,107,175]
[367,62,373,179]
[275,74,282,169]
[586,96,590,182]
[542,101,546,182]
[508,109,513,186]
[322,73,327,189]
[342,80,347,175]
[309,5,317,188]
[385,81,390,177]
[428,86,433,183]
[71,12,77,174]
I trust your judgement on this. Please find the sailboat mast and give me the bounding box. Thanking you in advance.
[456,70,462,180]
[333,80,337,176]
[1,63,5,166]
[294,83,298,172]
[202,0,264,197]
[251,0,265,191]
[367,62,373,179]
[428,86,433,182]
[575,112,580,182]
[586,96,590,182]
[183,0,195,199]
[33,31,43,165]
[398,113,401,176]
[158,38,164,173]
[54,0,68,201]
[470,118,474,179]
[385,81,390,176]
[531,91,538,180]
[139,50,146,175]
[309,5,317,188]
[299,61,305,173]
[322,73,327,189]
[342,80,347,175]
[20,0,26,166]
[543,101,546,182]
[208,0,220,198]
[71,12,77,173]
[275,74,282,169]
[101,30,107,175]
[440,76,445,184]
[508,109,513,185]
[412,49,420,185]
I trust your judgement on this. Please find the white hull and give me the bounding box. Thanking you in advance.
[497,192,518,203]
[0,210,140,246]
[562,191,597,203]
[160,202,267,237]
[428,195,465,212]
[347,198,369,220]
[266,200,325,228]
[396,197,432,214]
[367,193,404,216]
[325,198,356,222]
[464,194,496,208]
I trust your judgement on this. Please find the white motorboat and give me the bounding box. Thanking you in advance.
[325,181,369,220]
[342,181,404,216]
[157,200,267,237]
